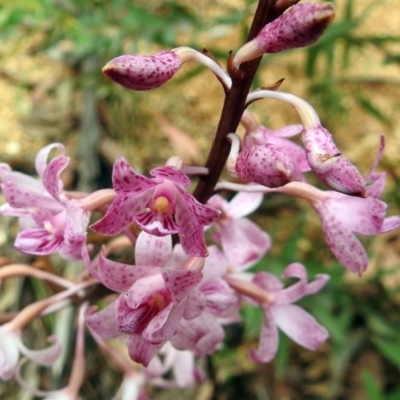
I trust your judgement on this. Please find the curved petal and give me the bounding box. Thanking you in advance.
[1,182,60,210]
[183,290,206,320]
[272,304,328,350]
[35,143,66,179]
[249,309,278,363]
[18,336,62,366]
[90,190,153,236]
[143,302,185,344]
[15,228,63,255]
[200,278,240,318]
[135,232,172,267]
[0,330,20,380]
[201,245,229,281]
[60,203,90,260]
[135,211,180,236]
[150,166,191,186]
[220,218,271,270]
[175,187,219,257]
[326,195,386,235]
[380,216,400,233]
[85,303,120,339]
[98,248,159,292]
[42,156,69,201]
[171,312,224,356]
[112,157,156,194]
[162,269,203,305]
[253,271,283,292]
[127,334,164,367]
[224,191,264,219]
[318,209,368,275]
[0,168,44,194]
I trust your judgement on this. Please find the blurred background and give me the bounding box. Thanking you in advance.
[1,0,400,399]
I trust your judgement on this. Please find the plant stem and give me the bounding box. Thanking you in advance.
[193,0,282,204]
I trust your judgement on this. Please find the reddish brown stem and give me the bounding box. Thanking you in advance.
[193,0,284,204]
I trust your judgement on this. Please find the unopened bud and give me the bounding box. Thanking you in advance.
[102,50,182,91]
[233,2,334,68]
[235,144,298,188]
[103,46,231,91]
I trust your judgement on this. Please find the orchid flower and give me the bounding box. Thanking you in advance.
[90,156,219,257]
[227,263,329,363]
[0,143,90,260]
[207,191,271,269]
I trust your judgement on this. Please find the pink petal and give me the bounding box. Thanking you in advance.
[18,336,62,366]
[42,156,69,201]
[324,195,386,235]
[85,303,120,339]
[1,182,61,210]
[249,309,278,363]
[224,191,264,219]
[124,274,166,308]
[143,302,185,344]
[162,269,203,305]
[150,166,191,186]
[97,248,159,292]
[171,312,224,356]
[253,271,283,291]
[272,304,328,350]
[127,334,164,367]
[60,203,90,260]
[90,189,153,235]
[200,278,240,318]
[15,228,63,255]
[380,216,400,233]
[183,290,207,319]
[220,218,271,270]
[135,211,180,235]
[135,232,172,267]
[201,245,229,281]
[35,143,66,179]
[112,157,156,194]
[175,187,219,256]
[318,207,369,275]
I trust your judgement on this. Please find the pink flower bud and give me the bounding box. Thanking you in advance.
[233,2,334,68]
[102,50,182,91]
[235,144,297,188]
[302,126,366,197]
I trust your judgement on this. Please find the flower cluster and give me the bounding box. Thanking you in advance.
[1,2,399,399]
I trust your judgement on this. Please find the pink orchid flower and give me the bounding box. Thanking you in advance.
[90,156,219,257]
[249,263,329,363]
[84,232,204,366]
[207,191,271,270]
[0,143,90,260]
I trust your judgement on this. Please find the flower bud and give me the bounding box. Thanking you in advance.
[235,144,297,188]
[102,50,182,91]
[302,126,366,197]
[233,2,334,68]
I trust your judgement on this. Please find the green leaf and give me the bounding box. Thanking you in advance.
[361,369,384,400]
[372,337,400,368]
